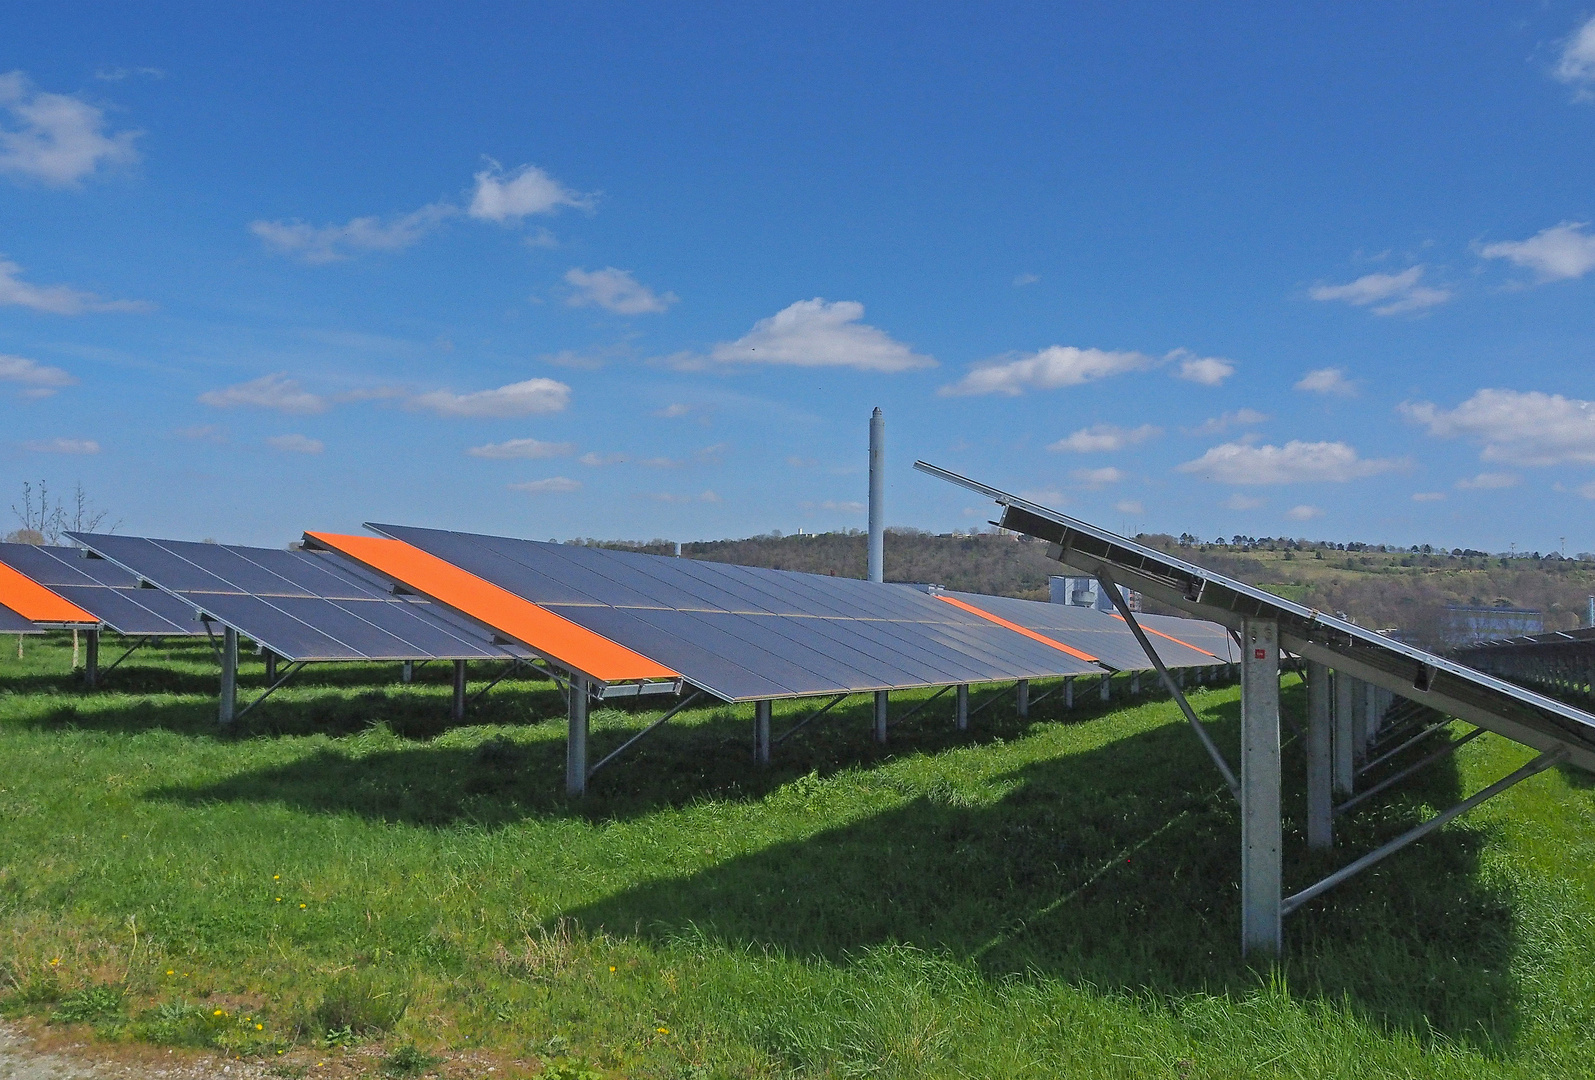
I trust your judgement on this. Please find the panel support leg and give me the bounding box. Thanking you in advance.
[84,628,99,689]
[1015,679,1029,719]
[1306,660,1333,850]
[1064,676,1073,709]
[1100,674,1111,702]
[1333,669,1355,795]
[1130,672,1141,697]
[874,690,888,743]
[401,660,413,685]
[1363,681,1380,744]
[566,674,589,796]
[1241,617,1282,958]
[264,651,277,684]
[451,660,467,721]
[219,627,238,724]
[754,699,771,765]
[955,684,969,730]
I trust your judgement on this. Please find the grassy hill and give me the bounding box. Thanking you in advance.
[599,530,1595,650]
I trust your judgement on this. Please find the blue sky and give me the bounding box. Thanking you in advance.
[3,3,1595,552]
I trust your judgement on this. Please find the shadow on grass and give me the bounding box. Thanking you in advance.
[143,677,1520,1049]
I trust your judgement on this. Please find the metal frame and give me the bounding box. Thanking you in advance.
[586,689,708,781]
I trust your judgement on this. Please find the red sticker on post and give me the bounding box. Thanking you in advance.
[1254,649,1266,659]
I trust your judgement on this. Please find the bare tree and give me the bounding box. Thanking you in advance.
[7,481,118,545]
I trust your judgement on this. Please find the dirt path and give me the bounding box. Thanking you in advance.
[0,1023,271,1080]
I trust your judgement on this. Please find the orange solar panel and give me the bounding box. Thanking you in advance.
[0,559,97,624]
[1108,612,1222,659]
[305,532,678,684]
[935,594,1100,664]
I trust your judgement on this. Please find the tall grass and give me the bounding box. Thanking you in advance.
[2,632,1593,1077]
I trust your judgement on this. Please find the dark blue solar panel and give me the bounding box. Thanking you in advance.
[0,543,203,636]
[68,533,524,663]
[941,591,1224,672]
[367,523,1106,700]
[0,602,37,633]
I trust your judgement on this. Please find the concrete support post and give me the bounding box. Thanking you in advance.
[955,684,969,731]
[1333,669,1355,795]
[1064,676,1074,709]
[84,628,99,689]
[1306,660,1333,850]
[754,699,771,764]
[1016,679,1029,718]
[566,674,589,796]
[451,660,467,722]
[874,690,888,743]
[401,660,413,685]
[219,627,238,724]
[1100,674,1111,702]
[1240,617,1283,958]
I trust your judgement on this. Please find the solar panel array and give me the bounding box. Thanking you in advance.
[0,543,203,636]
[67,534,530,664]
[938,590,1225,671]
[356,523,1108,701]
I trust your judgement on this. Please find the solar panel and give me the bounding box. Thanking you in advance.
[915,461,1595,774]
[65,533,529,664]
[337,524,1106,701]
[939,590,1227,671]
[0,544,202,636]
[0,602,38,633]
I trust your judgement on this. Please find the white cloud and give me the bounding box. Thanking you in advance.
[1018,488,1067,506]
[1071,467,1124,486]
[564,267,677,315]
[647,490,721,504]
[1309,266,1451,315]
[468,438,575,460]
[1401,388,1595,466]
[94,67,164,82]
[468,162,592,222]
[695,298,932,373]
[250,203,455,263]
[1177,440,1404,484]
[654,403,692,418]
[941,345,1151,396]
[175,424,226,444]
[579,451,628,466]
[199,374,328,414]
[1191,409,1269,435]
[1170,349,1235,386]
[22,437,98,454]
[1579,481,1595,500]
[510,477,581,495]
[1012,273,1039,287]
[1554,16,1595,95]
[0,71,139,186]
[1455,471,1518,490]
[1295,367,1358,396]
[1284,505,1323,521]
[0,354,75,397]
[409,377,570,419]
[0,256,148,314]
[266,434,324,454]
[1411,491,1446,502]
[1224,493,1265,510]
[1478,222,1595,282]
[1048,423,1160,453]
[1113,499,1144,515]
[803,498,866,513]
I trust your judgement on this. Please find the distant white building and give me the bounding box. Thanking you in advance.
[1050,575,1140,612]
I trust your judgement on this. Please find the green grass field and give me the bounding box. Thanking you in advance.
[3,632,1595,1078]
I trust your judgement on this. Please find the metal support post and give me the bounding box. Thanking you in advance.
[1306,660,1333,849]
[1363,681,1380,744]
[451,660,467,721]
[1064,676,1074,709]
[874,690,888,743]
[1100,673,1111,702]
[566,674,589,796]
[1350,677,1368,764]
[867,407,885,583]
[219,626,238,724]
[401,660,413,685]
[755,699,771,764]
[264,651,277,683]
[1240,617,1282,958]
[1333,670,1355,793]
[1130,672,1141,696]
[955,684,969,730]
[1016,679,1029,718]
[84,628,99,689]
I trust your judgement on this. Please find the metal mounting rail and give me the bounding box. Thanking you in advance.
[101,635,151,677]
[587,690,706,778]
[774,692,851,745]
[234,660,309,721]
[1335,726,1486,816]
[1283,747,1567,915]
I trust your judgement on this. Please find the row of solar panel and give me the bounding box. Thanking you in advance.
[1,529,1238,704]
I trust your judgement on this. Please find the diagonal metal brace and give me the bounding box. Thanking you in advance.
[1283,746,1567,915]
[1334,725,1485,816]
[588,690,706,778]
[1098,567,1241,801]
[774,692,850,745]
[234,660,308,721]
[101,635,151,677]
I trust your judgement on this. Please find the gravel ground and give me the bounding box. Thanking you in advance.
[0,1023,272,1080]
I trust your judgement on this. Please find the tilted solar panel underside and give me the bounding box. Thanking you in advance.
[367,523,1105,701]
[0,602,37,633]
[0,543,201,635]
[939,590,1226,671]
[66,533,529,664]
